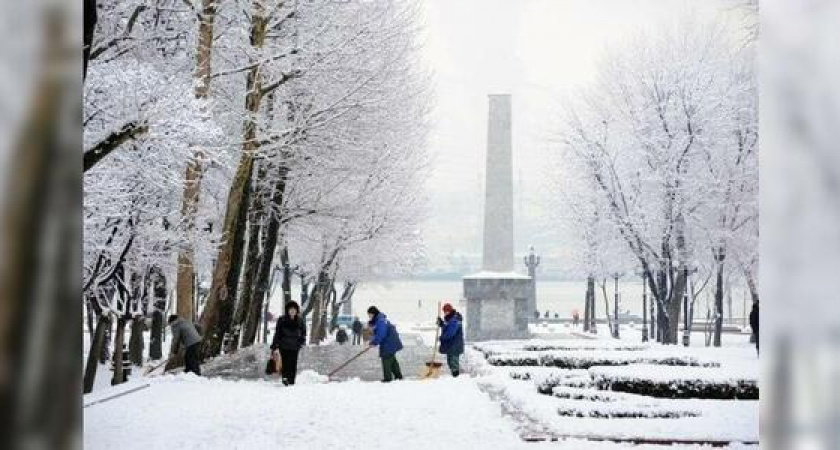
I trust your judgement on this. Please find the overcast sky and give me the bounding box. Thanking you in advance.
[415,0,741,273]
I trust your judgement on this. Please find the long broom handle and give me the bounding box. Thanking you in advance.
[430,302,441,364]
[328,346,372,378]
[143,358,169,375]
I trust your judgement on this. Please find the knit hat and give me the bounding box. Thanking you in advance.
[442,303,453,314]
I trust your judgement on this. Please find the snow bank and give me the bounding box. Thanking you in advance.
[296,369,328,384]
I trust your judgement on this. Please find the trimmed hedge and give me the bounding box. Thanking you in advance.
[557,407,699,419]
[594,377,758,400]
[523,344,647,352]
[488,352,719,369]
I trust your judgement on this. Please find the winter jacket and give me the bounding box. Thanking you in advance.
[369,313,403,357]
[170,318,202,353]
[439,311,464,355]
[352,319,363,334]
[271,315,307,351]
[336,329,349,344]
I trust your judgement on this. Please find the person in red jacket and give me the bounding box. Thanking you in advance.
[437,303,464,377]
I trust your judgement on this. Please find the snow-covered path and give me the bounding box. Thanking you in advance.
[84,373,534,450]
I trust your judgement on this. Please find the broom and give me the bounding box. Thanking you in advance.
[143,358,169,376]
[327,346,372,380]
[422,302,443,379]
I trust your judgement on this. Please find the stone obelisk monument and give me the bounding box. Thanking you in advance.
[482,95,514,272]
[463,94,532,341]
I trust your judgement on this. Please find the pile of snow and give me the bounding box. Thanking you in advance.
[296,369,329,384]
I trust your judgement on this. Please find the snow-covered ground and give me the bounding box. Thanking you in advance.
[84,323,758,449]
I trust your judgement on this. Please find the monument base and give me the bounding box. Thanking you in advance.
[463,272,533,341]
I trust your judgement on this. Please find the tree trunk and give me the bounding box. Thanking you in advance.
[231,212,262,351]
[0,13,82,446]
[176,0,219,323]
[128,315,145,366]
[111,317,127,385]
[83,315,110,393]
[149,309,163,360]
[300,278,313,318]
[200,4,268,358]
[743,264,759,305]
[85,294,95,337]
[101,318,112,363]
[665,268,688,345]
[649,283,655,341]
[656,268,668,343]
[330,282,353,332]
[281,245,292,305]
[599,279,612,334]
[241,165,287,347]
[309,271,331,344]
[84,0,96,79]
[713,249,725,347]
[582,280,590,332]
[584,276,595,333]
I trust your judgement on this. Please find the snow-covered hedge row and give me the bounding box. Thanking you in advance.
[551,386,626,403]
[590,365,759,400]
[522,344,647,352]
[487,350,719,369]
[506,368,593,393]
[556,403,700,419]
[472,340,648,358]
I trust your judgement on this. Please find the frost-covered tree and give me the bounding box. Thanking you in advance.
[552,20,757,344]
[198,0,431,354]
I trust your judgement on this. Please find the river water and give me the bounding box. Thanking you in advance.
[266,279,751,325]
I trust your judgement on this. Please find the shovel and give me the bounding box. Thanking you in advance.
[422,302,443,379]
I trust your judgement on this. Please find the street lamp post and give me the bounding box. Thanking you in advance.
[523,246,540,319]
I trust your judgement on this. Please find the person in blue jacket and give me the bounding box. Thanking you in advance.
[437,303,464,377]
[367,306,404,382]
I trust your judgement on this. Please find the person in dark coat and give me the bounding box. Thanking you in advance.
[749,301,759,355]
[336,326,349,345]
[367,306,403,382]
[437,303,465,377]
[168,315,203,375]
[351,316,363,345]
[271,301,307,385]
